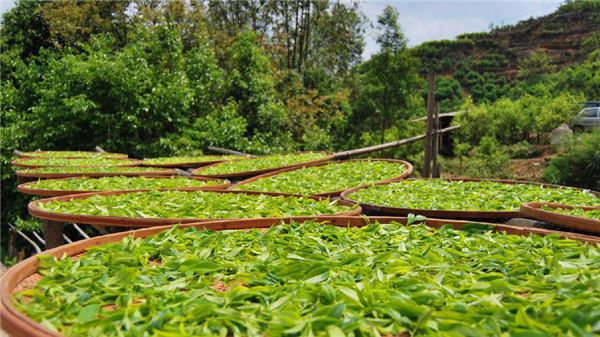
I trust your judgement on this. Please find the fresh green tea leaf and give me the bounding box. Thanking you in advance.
[236,160,406,195]
[541,206,600,219]
[14,158,135,167]
[347,180,598,211]
[77,304,99,324]
[19,151,126,159]
[26,176,226,192]
[38,191,353,219]
[143,155,242,165]
[195,153,328,175]
[20,166,173,174]
[14,221,599,336]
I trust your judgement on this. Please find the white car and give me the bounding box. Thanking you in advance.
[572,106,600,132]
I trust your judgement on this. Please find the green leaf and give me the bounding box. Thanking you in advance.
[77,304,99,324]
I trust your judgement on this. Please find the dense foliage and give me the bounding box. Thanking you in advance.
[544,130,600,191]
[541,206,600,220]
[142,155,241,165]
[346,180,598,211]
[195,153,328,175]
[18,151,126,158]
[23,176,226,192]
[38,191,353,219]
[13,158,137,167]
[455,93,583,146]
[236,160,407,195]
[15,221,600,336]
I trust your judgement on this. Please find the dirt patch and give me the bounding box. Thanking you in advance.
[510,155,553,182]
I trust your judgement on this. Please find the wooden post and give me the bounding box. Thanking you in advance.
[432,102,441,178]
[42,220,64,249]
[423,73,436,178]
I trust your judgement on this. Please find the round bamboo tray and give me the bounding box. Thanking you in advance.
[17,151,128,159]
[190,153,335,180]
[16,169,179,183]
[341,178,600,220]
[521,202,600,235]
[17,176,230,197]
[28,190,361,228]
[230,159,413,197]
[1,216,598,337]
[12,158,141,169]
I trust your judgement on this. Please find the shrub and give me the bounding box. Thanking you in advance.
[543,130,600,191]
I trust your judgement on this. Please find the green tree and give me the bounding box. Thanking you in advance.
[351,6,419,143]
[226,31,286,138]
[376,5,406,53]
[517,51,556,80]
[0,0,51,59]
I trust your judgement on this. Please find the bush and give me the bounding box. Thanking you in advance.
[505,141,537,159]
[455,93,582,145]
[442,137,511,179]
[543,131,600,191]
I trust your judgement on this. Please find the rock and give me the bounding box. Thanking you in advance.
[551,123,572,145]
[505,218,541,228]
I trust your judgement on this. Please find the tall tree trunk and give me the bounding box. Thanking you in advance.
[297,1,306,73]
[300,0,311,73]
[284,1,292,69]
[291,1,300,70]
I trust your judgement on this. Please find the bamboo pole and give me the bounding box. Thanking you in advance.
[207,146,251,156]
[333,125,460,159]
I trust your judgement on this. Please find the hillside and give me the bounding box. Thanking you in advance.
[412,1,600,101]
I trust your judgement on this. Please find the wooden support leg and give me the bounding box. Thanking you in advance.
[43,220,64,249]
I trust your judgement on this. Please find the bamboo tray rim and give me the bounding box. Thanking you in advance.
[229,158,414,197]
[1,215,599,337]
[340,178,600,219]
[28,189,361,227]
[190,152,335,179]
[520,202,600,235]
[17,176,230,197]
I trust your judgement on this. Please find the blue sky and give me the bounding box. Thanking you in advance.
[0,0,562,59]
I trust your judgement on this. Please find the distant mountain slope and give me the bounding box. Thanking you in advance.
[412,1,600,79]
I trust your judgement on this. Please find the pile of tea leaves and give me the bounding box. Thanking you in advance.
[18,151,126,158]
[15,221,599,336]
[541,206,600,220]
[24,176,226,192]
[38,191,352,219]
[236,160,407,195]
[14,158,136,167]
[143,155,241,165]
[346,180,598,211]
[195,152,328,175]
[19,166,174,174]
